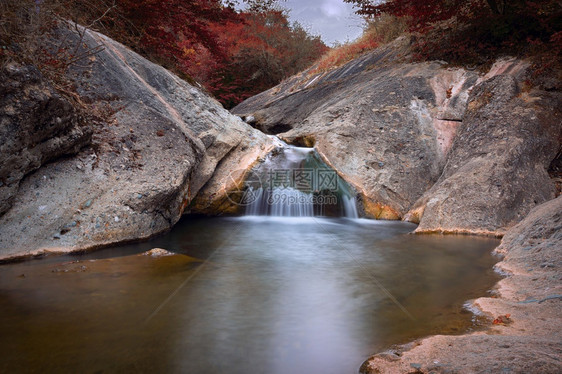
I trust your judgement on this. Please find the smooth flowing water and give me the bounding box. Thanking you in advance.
[244,142,359,218]
[0,216,500,374]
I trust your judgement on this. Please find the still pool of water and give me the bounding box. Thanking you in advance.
[0,217,500,373]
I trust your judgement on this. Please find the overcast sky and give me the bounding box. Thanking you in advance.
[237,0,365,45]
[282,0,364,45]
[283,0,364,45]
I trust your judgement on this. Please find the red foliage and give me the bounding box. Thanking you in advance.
[344,0,562,64]
[113,0,236,70]
[88,1,327,108]
[199,10,328,107]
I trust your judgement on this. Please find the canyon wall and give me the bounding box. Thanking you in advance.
[0,24,273,260]
[233,37,562,235]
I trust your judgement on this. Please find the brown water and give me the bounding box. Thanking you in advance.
[0,216,500,374]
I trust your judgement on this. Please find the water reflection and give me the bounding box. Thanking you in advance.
[0,217,500,373]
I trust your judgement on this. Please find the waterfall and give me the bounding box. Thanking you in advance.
[244,140,358,218]
[342,195,359,219]
[246,187,314,217]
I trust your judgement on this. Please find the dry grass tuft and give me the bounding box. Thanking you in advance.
[311,14,408,74]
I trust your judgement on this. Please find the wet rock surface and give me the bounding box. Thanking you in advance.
[0,24,272,260]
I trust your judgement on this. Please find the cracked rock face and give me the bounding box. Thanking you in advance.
[408,74,561,235]
[0,24,273,260]
[0,63,92,217]
[233,37,561,234]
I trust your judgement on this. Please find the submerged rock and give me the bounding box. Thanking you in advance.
[0,23,273,260]
[141,248,175,258]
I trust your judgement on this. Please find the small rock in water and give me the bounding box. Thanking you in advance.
[142,248,174,258]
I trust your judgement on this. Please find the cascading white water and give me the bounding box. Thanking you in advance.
[246,187,314,217]
[342,195,359,219]
[244,139,359,218]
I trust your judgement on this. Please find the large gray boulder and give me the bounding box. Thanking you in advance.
[0,24,273,260]
[233,37,561,233]
[0,63,91,216]
[233,38,481,219]
[408,74,561,235]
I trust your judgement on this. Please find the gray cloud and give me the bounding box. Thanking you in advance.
[284,0,364,45]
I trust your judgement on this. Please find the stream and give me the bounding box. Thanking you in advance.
[0,142,501,373]
[0,217,500,373]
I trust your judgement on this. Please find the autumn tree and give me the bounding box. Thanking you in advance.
[344,0,561,64]
[242,0,286,13]
[205,9,328,107]
[40,0,325,107]
[1,0,327,107]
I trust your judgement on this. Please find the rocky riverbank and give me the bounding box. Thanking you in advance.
[0,22,560,373]
[361,196,562,373]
